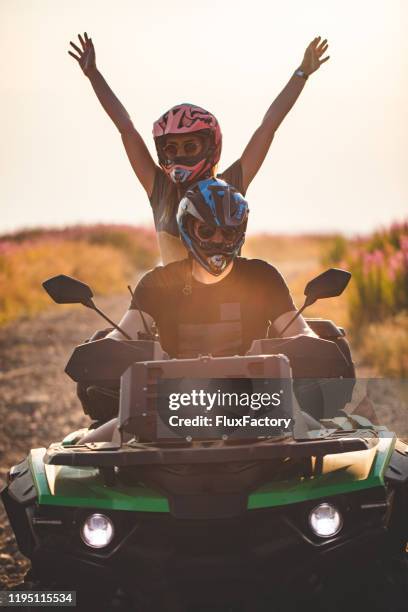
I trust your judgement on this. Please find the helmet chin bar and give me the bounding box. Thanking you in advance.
[170,167,193,183]
[207,253,228,275]
[193,236,243,275]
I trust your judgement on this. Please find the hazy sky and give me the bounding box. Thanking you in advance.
[1,0,407,235]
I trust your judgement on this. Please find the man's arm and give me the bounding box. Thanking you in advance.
[69,33,156,196]
[240,36,329,192]
[272,311,318,338]
[106,309,154,341]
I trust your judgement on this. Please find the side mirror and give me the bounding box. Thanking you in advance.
[304,268,351,306]
[42,275,93,305]
[278,268,351,337]
[42,274,132,340]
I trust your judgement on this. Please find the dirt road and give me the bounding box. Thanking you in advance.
[0,293,129,588]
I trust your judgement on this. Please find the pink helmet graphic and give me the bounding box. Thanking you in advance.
[153,103,222,184]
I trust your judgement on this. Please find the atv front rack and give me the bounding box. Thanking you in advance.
[44,436,376,468]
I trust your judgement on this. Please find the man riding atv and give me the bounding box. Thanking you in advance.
[80,177,317,443]
[4,183,408,612]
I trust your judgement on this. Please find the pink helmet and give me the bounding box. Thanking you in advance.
[153,103,222,184]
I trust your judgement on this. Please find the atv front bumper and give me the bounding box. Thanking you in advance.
[2,472,390,606]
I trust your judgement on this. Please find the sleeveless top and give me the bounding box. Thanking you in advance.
[149,160,245,264]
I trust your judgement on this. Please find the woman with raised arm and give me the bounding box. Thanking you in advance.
[68,33,329,264]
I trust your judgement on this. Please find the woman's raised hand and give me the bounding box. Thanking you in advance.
[68,32,96,76]
[300,36,330,76]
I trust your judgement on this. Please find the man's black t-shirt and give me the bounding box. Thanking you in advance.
[130,258,296,359]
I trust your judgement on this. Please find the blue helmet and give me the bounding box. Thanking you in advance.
[177,178,249,275]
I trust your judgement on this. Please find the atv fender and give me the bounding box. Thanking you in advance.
[385,441,408,487]
[384,440,408,549]
[1,456,38,557]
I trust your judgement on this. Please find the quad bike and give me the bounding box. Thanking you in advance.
[2,269,408,612]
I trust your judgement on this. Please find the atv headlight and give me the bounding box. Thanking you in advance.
[81,513,114,548]
[309,503,342,538]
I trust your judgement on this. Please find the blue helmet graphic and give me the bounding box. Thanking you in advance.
[177,178,249,275]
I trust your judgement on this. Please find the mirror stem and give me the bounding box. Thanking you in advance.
[279,296,315,337]
[127,285,153,338]
[83,299,132,341]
